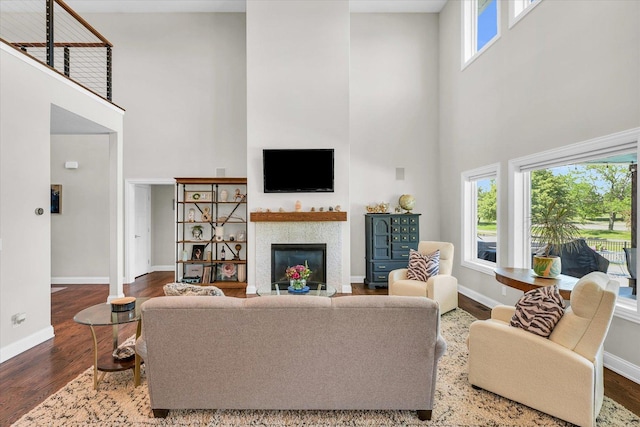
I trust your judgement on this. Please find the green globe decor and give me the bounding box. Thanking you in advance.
[398,194,416,213]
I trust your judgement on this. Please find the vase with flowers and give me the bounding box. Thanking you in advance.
[286,262,312,293]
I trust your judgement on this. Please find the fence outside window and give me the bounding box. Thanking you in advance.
[584,238,630,265]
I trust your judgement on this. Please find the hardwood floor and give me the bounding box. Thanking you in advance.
[0,272,638,425]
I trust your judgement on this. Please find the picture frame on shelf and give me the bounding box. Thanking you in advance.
[185,191,213,202]
[51,184,62,214]
[217,263,238,281]
[191,244,206,260]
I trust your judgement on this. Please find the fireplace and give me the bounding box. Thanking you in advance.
[271,243,327,283]
[252,220,347,293]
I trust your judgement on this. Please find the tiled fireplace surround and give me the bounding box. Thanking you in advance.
[254,221,345,292]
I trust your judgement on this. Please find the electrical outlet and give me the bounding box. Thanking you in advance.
[11,312,26,327]
[501,285,507,296]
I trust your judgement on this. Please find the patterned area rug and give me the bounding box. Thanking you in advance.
[12,309,640,426]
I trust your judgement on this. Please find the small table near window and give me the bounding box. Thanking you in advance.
[256,281,337,297]
[495,267,578,300]
[73,297,149,389]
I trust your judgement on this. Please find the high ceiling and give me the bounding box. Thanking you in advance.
[64,0,448,14]
[53,0,447,134]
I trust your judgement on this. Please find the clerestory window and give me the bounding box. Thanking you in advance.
[462,0,500,68]
[509,0,543,28]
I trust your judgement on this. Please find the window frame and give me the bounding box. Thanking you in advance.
[508,128,640,323]
[461,0,502,70]
[462,163,501,275]
[509,0,543,29]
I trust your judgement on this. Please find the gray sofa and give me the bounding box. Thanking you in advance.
[136,295,446,420]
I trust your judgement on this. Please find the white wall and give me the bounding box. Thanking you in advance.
[82,12,247,284]
[0,44,124,362]
[85,12,247,180]
[438,0,640,366]
[246,0,351,289]
[350,13,440,277]
[51,135,110,282]
[86,10,439,284]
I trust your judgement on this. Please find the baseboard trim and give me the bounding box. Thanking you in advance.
[51,277,108,285]
[458,284,501,309]
[151,265,175,272]
[459,284,640,386]
[54,268,175,286]
[350,275,365,284]
[0,325,54,363]
[604,351,640,385]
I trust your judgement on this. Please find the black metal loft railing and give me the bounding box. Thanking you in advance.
[0,0,113,101]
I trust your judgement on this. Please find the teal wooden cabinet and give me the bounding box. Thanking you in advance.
[364,213,420,289]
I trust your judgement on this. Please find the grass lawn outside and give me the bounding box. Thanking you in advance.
[477,221,631,242]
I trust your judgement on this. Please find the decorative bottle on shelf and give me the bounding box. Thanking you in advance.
[221,247,226,260]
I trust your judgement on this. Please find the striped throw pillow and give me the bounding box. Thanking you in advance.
[510,285,565,338]
[406,249,440,282]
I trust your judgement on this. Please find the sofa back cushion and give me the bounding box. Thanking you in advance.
[418,241,453,276]
[549,272,618,361]
[139,295,445,411]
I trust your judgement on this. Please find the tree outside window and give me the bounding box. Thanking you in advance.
[530,162,635,299]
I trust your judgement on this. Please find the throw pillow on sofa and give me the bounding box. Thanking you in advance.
[163,283,225,296]
[406,249,440,282]
[510,285,564,338]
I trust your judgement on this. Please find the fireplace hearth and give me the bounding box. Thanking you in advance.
[271,243,327,283]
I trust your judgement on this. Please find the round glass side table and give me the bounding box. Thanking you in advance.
[74,297,149,389]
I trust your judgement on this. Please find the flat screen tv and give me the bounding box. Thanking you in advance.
[263,149,334,193]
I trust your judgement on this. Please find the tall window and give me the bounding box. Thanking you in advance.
[463,0,500,66]
[462,164,500,274]
[509,129,639,319]
[510,0,542,28]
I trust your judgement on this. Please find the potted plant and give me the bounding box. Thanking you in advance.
[530,200,581,278]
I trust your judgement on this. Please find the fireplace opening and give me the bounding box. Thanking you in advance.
[271,243,327,284]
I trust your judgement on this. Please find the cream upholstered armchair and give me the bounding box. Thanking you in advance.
[467,272,619,427]
[388,241,458,314]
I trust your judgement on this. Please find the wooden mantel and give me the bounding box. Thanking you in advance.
[250,211,347,222]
